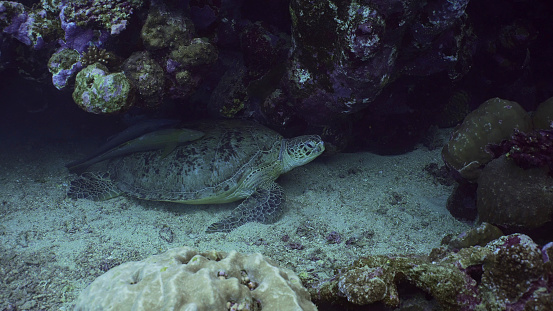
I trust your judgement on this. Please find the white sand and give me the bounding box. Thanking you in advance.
[0,132,472,310]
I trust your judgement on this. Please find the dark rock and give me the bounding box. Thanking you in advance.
[446,182,478,221]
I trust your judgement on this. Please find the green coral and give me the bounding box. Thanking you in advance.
[62,0,143,34]
[47,48,81,90]
[175,70,191,85]
[121,51,165,108]
[220,98,246,118]
[72,63,133,114]
[315,254,473,309]
[140,6,194,50]
[39,0,63,14]
[29,6,63,46]
[0,1,62,47]
[481,235,545,305]
[170,38,218,68]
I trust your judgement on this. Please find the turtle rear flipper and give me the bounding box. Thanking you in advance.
[68,172,122,201]
[206,182,285,233]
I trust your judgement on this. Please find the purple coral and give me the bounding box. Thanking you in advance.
[486,129,553,174]
[0,2,44,49]
[60,0,135,34]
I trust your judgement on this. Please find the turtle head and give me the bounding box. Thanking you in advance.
[280,135,325,173]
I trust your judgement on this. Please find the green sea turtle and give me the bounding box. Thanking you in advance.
[67,120,325,232]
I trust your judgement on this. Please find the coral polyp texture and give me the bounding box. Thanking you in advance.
[0,1,61,49]
[73,247,317,311]
[79,45,114,68]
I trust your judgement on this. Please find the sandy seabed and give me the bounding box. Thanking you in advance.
[0,129,472,310]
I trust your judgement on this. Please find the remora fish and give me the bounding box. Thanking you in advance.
[66,127,204,173]
[67,119,179,167]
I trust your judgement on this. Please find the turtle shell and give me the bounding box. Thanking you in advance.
[108,120,284,203]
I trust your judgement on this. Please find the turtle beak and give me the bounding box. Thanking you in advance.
[315,140,325,154]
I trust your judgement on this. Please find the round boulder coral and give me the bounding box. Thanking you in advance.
[442,97,532,181]
[47,48,82,90]
[122,51,165,108]
[476,155,553,230]
[72,63,133,114]
[73,247,316,311]
[533,96,553,130]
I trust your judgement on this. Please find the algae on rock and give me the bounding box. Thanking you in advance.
[72,63,133,114]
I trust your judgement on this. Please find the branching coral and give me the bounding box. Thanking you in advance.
[80,45,114,68]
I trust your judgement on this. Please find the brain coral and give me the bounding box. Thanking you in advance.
[74,247,316,311]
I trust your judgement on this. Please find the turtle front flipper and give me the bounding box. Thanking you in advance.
[67,172,122,201]
[206,182,285,233]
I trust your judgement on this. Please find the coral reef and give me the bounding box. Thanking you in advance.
[286,0,474,124]
[444,96,553,230]
[0,1,61,49]
[140,5,217,101]
[74,246,317,311]
[72,63,133,114]
[59,0,143,35]
[140,5,194,51]
[79,45,115,68]
[310,233,553,310]
[442,97,532,181]
[2,0,553,141]
[170,38,218,68]
[47,47,82,90]
[121,51,165,108]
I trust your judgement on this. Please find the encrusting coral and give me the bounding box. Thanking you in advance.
[72,63,133,114]
[309,228,553,310]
